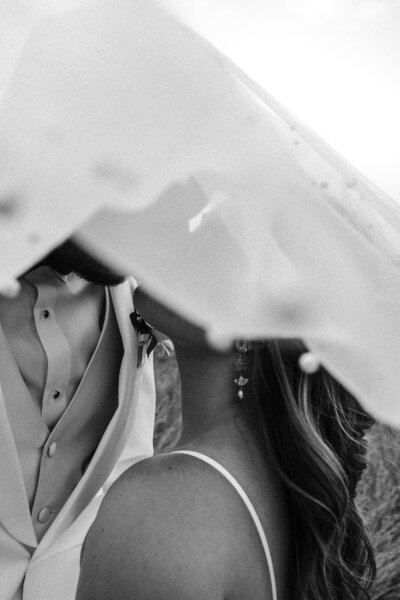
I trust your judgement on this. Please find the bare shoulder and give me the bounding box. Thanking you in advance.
[76,453,239,600]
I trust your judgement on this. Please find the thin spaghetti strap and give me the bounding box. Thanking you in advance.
[170,449,277,600]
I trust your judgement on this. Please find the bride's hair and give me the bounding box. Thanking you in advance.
[253,341,376,600]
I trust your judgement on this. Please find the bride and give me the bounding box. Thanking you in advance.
[76,288,375,600]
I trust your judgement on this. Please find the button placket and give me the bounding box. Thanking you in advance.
[33,280,71,428]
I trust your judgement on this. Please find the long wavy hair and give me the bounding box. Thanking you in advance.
[252,340,376,600]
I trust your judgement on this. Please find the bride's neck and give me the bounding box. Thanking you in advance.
[174,342,239,446]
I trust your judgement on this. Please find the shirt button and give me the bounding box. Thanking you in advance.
[37,507,51,524]
[52,389,62,399]
[41,309,50,319]
[48,442,57,457]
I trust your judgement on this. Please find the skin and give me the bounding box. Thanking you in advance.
[29,237,125,286]
[76,289,292,600]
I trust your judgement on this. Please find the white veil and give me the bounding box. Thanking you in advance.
[1,0,400,424]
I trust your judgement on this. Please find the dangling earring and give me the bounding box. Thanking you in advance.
[233,341,250,400]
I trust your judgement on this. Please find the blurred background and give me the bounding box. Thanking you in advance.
[153,347,400,599]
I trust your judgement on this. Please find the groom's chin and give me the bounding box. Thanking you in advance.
[32,238,126,286]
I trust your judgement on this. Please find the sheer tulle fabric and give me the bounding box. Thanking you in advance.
[0,0,400,425]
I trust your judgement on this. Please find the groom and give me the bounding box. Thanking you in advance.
[0,238,156,600]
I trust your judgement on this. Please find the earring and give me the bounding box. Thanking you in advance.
[233,341,250,400]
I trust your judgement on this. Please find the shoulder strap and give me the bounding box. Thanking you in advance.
[170,449,277,600]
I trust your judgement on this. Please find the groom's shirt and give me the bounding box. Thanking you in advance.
[0,266,105,429]
[0,267,123,539]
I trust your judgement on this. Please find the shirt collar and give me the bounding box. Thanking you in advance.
[23,266,82,289]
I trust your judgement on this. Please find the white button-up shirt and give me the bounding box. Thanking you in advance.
[0,266,105,428]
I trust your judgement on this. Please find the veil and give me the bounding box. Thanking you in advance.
[0,0,400,425]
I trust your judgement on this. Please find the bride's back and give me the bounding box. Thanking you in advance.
[167,416,292,600]
[77,294,374,600]
[77,411,291,600]
[79,425,290,599]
